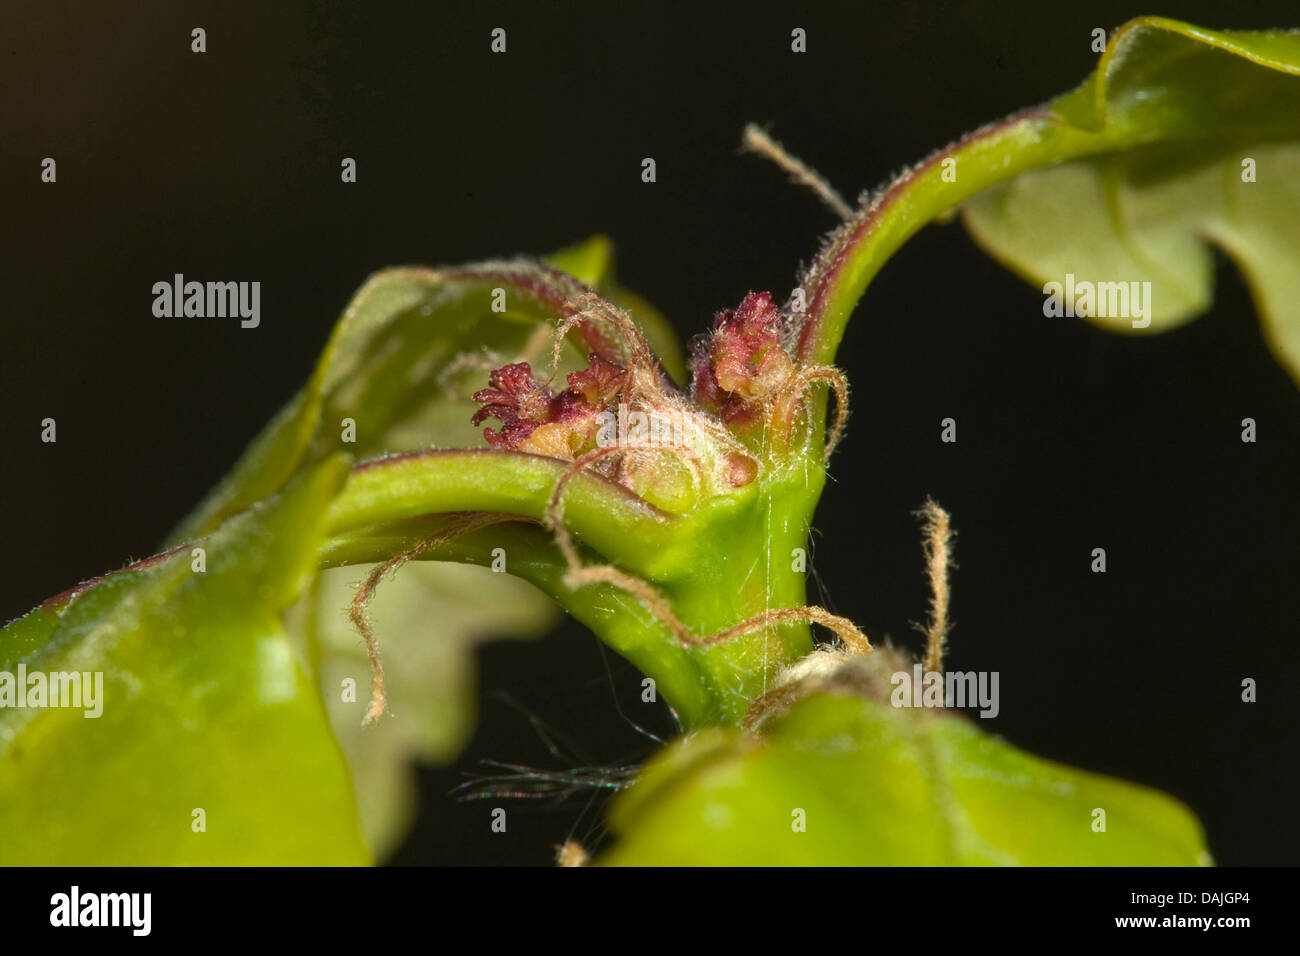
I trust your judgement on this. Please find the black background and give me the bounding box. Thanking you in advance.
[2,0,1297,866]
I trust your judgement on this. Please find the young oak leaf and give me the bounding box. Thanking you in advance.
[791,17,1300,392]
[0,458,368,865]
[603,651,1211,866]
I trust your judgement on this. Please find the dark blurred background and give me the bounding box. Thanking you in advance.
[2,0,1297,865]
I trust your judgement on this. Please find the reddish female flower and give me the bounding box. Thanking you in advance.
[471,354,628,458]
[689,292,794,424]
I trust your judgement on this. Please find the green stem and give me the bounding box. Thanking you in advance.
[318,451,828,727]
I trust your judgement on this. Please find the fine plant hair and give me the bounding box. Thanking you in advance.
[742,500,955,731]
[770,362,850,461]
[349,511,517,724]
[741,123,853,221]
[916,498,953,674]
[556,840,590,867]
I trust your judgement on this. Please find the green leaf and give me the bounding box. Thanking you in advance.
[604,663,1210,866]
[962,140,1300,383]
[0,458,368,864]
[149,238,683,857]
[310,560,558,860]
[795,16,1300,386]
